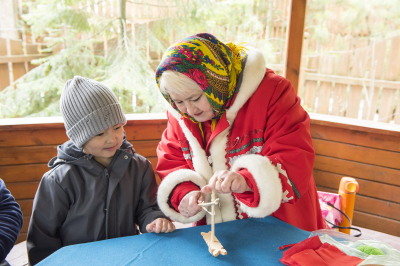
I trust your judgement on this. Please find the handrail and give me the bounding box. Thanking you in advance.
[0,54,51,64]
[1,112,400,137]
[0,113,167,131]
[305,73,400,89]
[309,113,400,136]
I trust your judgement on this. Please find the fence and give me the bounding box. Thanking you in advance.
[300,35,400,124]
[269,34,400,124]
[0,38,50,91]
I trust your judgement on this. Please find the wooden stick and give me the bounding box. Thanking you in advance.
[211,191,215,243]
[197,198,219,208]
[199,192,227,256]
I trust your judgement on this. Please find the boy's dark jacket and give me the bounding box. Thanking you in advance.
[27,138,166,265]
[0,179,23,263]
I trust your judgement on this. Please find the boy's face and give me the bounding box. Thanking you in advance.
[83,123,124,167]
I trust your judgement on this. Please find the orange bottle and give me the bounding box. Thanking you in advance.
[338,177,359,234]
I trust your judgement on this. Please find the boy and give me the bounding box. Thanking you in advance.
[0,179,23,265]
[27,76,174,265]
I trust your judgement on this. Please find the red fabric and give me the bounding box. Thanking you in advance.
[280,236,324,265]
[291,249,329,266]
[201,120,213,146]
[170,181,200,211]
[279,244,296,251]
[233,169,260,207]
[157,69,325,231]
[280,236,364,266]
[315,243,364,266]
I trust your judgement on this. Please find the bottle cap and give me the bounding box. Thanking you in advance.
[339,177,359,194]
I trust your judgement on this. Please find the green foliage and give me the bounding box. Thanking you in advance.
[1,0,281,118]
[2,0,398,118]
[22,0,91,35]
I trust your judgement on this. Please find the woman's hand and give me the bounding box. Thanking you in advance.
[202,170,252,194]
[146,218,176,233]
[178,191,205,218]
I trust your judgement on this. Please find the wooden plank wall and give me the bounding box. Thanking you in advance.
[1,113,400,244]
[0,115,167,244]
[310,113,400,237]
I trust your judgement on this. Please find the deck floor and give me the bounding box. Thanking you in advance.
[6,223,400,266]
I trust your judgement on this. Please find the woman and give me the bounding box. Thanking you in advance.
[155,33,324,231]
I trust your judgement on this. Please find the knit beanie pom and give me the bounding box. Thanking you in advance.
[60,76,127,148]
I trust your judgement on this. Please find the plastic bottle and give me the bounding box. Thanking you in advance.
[338,177,359,234]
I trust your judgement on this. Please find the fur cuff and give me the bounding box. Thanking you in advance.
[157,169,207,223]
[231,154,282,218]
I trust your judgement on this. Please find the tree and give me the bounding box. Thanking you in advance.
[4,0,397,118]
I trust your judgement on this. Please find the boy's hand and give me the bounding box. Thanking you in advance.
[146,218,175,233]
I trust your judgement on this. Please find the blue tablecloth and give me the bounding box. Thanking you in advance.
[38,216,310,266]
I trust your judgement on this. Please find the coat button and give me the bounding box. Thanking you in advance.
[124,155,128,159]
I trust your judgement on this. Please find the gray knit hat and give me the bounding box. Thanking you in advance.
[60,76,127,148]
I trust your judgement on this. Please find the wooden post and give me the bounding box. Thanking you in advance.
[118,0,127,47]
[0,38,10,91]
[283,0,307,95]
[297,32,309,100]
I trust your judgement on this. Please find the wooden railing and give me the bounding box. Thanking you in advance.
[1,113,400,244]
[0,38,50,91]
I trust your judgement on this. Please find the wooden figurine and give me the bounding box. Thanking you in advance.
[198,191,227,257]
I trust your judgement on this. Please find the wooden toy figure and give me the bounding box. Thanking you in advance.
[198,191,227,257]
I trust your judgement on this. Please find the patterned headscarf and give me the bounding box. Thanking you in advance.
[155,33,246,122]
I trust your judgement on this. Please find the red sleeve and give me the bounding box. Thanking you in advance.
[260,76,314,203]
[233,169,260,207]
[169,182,200,211]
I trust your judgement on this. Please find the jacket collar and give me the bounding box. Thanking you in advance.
[225,46,266,125]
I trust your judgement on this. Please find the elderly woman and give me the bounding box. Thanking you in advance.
[155,33,324,231]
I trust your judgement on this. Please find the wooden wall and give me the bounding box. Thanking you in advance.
[1,113,399,244]
[310,113,400,237]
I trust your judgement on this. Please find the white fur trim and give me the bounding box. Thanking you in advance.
[157,169,208,223]
[167,105,214,181]
[207,125,237,224]
[226,46,266,124]
[209,126,231,173]
[231,154,282,218]
[166,104,181,120]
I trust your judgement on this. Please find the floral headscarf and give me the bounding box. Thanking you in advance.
[155,33,246,122]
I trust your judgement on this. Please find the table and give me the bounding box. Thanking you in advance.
[37,216,310,266]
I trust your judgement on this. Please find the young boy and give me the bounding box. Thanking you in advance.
[27,76,175,265]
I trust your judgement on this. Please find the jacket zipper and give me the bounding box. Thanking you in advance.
[104,169,109,239]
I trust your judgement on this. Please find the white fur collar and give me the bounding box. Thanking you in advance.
[225,46,266,124]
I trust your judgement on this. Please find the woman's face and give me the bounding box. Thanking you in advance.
[168,89,213,122]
